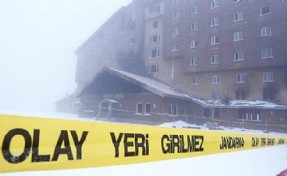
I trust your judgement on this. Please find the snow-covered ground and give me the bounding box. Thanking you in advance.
[1,110,287,176]
[161,120,287,137]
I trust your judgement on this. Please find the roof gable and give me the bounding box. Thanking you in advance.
[80,67,191,100]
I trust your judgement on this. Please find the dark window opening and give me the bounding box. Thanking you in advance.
[169,104,177,116]
[236,89,246,100]
[203,108,211,118]
[263,86,275,101]
[261,6,271,15]
[145,103,151,114]
[153,19,159,28]
[238,109,260,121]
[136,102,143,113]
[214,109,220,118]
[148,64,159,73]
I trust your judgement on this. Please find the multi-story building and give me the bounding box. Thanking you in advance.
[74,0,287,131]
[75,0,145,91]
[143,0,287,104]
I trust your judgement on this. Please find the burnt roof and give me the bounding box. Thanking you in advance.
[79,67,191,100]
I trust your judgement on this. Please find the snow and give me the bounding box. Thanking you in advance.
[161,120,287,136]
[190,98,287,109]
[0,111,287,176]
[230,100,287,109]
[0,108,88,122]
[160,120,206,130]
[106,67,191,99]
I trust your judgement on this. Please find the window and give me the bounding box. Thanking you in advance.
[145,103,151,114]
[172,11,180,19]
[172,27,179,36]
[260,6,271,16]
[211,17,219,27]
[203,108,212,118]
[263,86,275,101]
[210,55,219,64]
[148,64,159,73]
[236,73,246,83]
[152,19,159,29]
[261,26,272,36]
[151,35,160,43]
[151,48,160,58]
[236,89,246,100]
[263,72,273,82]
[191,23,199,31]
[172,43,179,51]
[211,36,219,45]
[168,104,177,116]
[234,31,244,41]
[261,48,273,59]
[239,109,260,121]
[191,5,199,14]
[128,20,135,30]
[212,92,220,100]
[136,102,143,114]
[192,76,199,85]
[136,102,151,115]
[149,4,160,14]
[234,52,244,61]
[234,12,243,21]
[190,40,199,48]
[189,57,198,66]
[83,102,94,112]
[211,0,219,8]
[212,75,220,84]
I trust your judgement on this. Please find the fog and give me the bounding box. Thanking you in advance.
[0,0,131,112]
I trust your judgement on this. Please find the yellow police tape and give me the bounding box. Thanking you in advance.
[0,114,287,173]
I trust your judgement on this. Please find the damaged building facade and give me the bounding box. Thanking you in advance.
[73,0,287,132]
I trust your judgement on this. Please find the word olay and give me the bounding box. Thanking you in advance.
[2,128,88,163]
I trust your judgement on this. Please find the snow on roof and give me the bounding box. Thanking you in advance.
[105,99,119,104]
[192,98,287,110]
[229,100,287,109]
[105,67,191,100]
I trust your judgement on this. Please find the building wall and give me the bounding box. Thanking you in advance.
[169,67,286,103]
[79,92,287,132]
[75,1,146,91]
[79,92,195,122]
[161,0,287,70]
[218,108,287,133]
[143,1,165,79]
[150,0,287,104]
[76,0,287,104]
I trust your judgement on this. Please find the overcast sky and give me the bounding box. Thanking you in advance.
[0,0,131,111]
